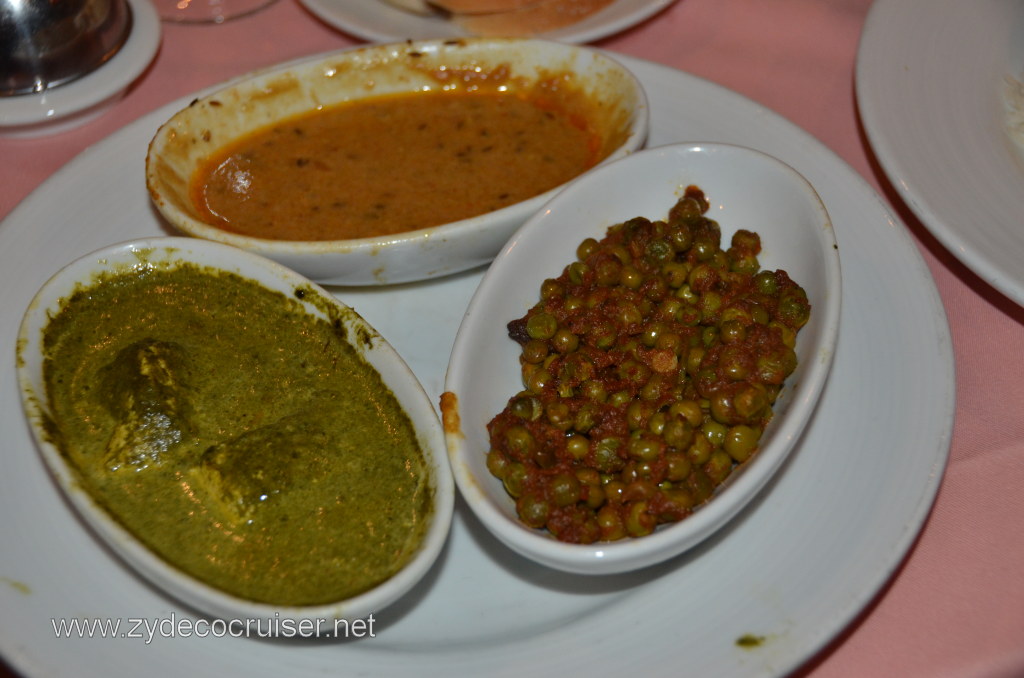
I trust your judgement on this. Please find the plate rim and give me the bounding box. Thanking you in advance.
[855,0,1024,307]
[298,0,679,44]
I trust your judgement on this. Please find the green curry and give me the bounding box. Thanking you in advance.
[40,262,432,606]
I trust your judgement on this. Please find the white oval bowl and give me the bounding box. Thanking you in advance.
[16,237,454,625]
[443,142,842,575]
[145,38,649,286]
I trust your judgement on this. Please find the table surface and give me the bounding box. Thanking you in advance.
[2,0,1022,676]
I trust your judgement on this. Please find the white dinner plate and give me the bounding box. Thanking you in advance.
[856,0,1024,307]
[298,0,677,44]
[0,54,953,677]
[0,0,161,137]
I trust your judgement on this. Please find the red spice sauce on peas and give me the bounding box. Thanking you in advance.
[485,187,811,544]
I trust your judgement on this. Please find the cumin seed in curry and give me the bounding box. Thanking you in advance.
[194,89,603,241]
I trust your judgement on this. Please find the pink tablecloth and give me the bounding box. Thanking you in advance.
[2,0,1022,675]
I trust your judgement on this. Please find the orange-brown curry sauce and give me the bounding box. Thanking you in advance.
[192,88,604,241]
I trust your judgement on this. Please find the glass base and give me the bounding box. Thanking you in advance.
[154,0,279,24]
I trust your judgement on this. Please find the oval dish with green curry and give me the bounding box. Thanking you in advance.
[16,241,448,610]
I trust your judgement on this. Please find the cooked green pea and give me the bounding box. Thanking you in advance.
[647,411,667,436]
[704,450,733,484]
[545,401,573,430]
[540,278,564,301]
[686,346,705,377]
[574,403,599,432]
[525,367,552,394]
[577,237,599,261]
[670,399,704,427]
[567,434,591,460]
[701,419,728,448]
[516,492,550,529]
[769,320,798,349]
[663,416,694,449]
[509,394,542,421]
[526,312,557,340]
[624,401,646,430]
[505,425,535,456]
[609,244,632,265]
[619,305,643,327]
[666,451,692,481]
[568,261,589,285]
[676,284,698,304]
[521,338,549,364]
[730,252,760,275]
[597,505,626,540]
[595,257,622,286]
[552,327,579,354]
[646,239,673,263]
[591,322,617,349]
[640,321,664,348]
[754,270,778,295]
[720,345,751,381]
[614,266,638,290]
[686,468,714,504]
[661,486,696,513]
[668,222,694,251]
[692,240,716,262]
[778,291,811,329]
[733,385,768,421]
[584,483,606,510]
[640,375,664,401]
[549,473,582,507]
[576,467,601,486]
[724,424,760,462]
[668,196,703,226]
[710,392,737,425]
[623,479,657,502]
[580,379,608,403]
[699,291,723,321]
[655,331,684,355]
[593,437,625,473]
[756,347,797,384]
[486,448,510,479]
[625,501,655,537]
[731,229,760,252]
[627,434,662,462]
[720,319,747,344]
[503,462,528,498]
[662,261,690,289]
[687,433,713,465]
[609,389,632,407]
[603,479,626,503]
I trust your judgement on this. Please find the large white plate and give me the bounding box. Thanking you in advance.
[856,0,1024,307]
[0,54,953,677]
[298,0,677,44]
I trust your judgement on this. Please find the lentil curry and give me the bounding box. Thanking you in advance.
[485,187,811,543]
[194,87,603,241]
[39,262,433,605]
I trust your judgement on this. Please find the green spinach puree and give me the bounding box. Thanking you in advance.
[41,262,432,606]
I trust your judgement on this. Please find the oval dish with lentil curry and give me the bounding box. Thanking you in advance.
[145,38,648,286]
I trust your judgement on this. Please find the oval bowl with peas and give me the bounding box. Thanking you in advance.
[442,142,841,575]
